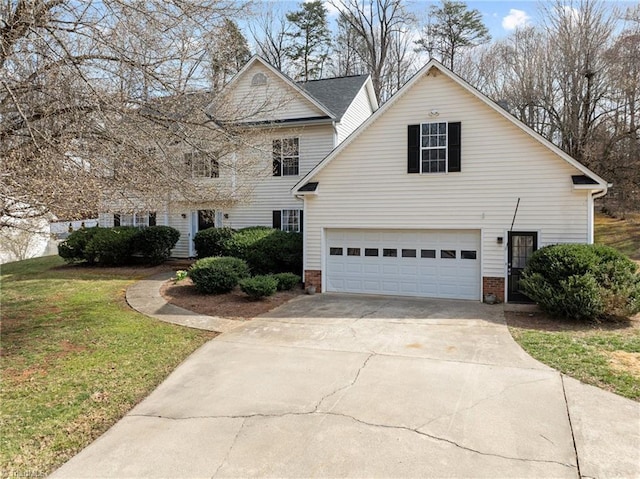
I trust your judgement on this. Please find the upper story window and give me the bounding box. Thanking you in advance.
[421,122,447,173]
[408,122,461,174]
[273,138,299,176]
[185,151,219,178]
[251,72,267,86]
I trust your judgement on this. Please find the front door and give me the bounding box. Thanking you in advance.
[508,231,538,303]
[189,210,216,257]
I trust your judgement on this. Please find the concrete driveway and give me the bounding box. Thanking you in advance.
[51,294,639,478]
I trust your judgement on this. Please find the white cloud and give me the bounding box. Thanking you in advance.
[502,9,531,31]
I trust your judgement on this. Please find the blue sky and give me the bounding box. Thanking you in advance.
[255,0,635,40]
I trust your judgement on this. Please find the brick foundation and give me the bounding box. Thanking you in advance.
[482,276,505,303]
[304,270,322,293]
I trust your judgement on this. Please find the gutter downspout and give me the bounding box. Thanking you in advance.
[588,184,610,244]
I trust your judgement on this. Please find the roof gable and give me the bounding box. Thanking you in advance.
[209,55,334,123]
[294,59,608,193]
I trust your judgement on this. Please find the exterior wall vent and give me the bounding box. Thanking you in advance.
[251,73,267,86]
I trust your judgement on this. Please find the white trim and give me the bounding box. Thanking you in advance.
[293,59,608,195]
[588,194,594,244]
[321,227,327,293]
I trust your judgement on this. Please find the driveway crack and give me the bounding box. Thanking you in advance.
[211,417,245,478]
[324,411,576,469]
[128,410,575,469]
[561,374,582,478]
[313,353,375,412]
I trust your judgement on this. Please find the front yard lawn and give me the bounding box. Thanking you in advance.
[506,312,640,401]
[1,256,216,477]
[595,212,640,260]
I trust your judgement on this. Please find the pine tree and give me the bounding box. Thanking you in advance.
[285,1,332,81]
[416,0,490,71]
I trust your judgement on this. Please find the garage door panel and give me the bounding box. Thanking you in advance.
[326,229,480,300]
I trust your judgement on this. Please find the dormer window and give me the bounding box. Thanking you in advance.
[251,73,267,86]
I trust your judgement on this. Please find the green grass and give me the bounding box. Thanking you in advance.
[504,211,640,402]
[507,316,640,401]
[1,256,216,477]
[595,212,640,260]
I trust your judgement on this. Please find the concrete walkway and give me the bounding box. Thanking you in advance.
[50,279,640,478]
[126,272,243,333]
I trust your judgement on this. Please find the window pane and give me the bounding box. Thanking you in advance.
[421,249,436,258]
[347,247,361,256]
[383,248,397,257]
[402,249,416,258]
[364,248,378,257]
[441,250,456,259]
[330,247,343,256]
[461,250,477,260]
[430,123,438,134]
[438,123,446,134]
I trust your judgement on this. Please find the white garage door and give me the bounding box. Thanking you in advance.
[326,229,480,300]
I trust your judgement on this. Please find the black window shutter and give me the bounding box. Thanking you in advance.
[148,212,156,227]
[113,214,120,227]
[272,140,281,176]
[448,122,461,172]
[407,125,420,173]
[299,210,303,233]
[272,210,282,230]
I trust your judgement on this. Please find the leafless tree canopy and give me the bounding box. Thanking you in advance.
[0,0,279,227]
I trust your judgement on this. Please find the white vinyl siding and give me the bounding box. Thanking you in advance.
[336,84,375,143]
[226,124,333,230]
[303,71,591,281]
[225,63,326,122]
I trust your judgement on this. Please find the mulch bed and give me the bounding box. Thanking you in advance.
[161,277,305,320]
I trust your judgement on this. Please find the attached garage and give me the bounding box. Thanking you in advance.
[325,229,480,300]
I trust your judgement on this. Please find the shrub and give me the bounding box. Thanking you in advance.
[188,256,250,294]
[221,227,303,275]
[521,244,640,320]
[131,226,180,264]
[273,272,301,291]
[58,227,102,263]
[83,227,139,266]
[193,227,235,258]
[239,275,278,299]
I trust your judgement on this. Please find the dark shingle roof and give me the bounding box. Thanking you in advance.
[298,75,369,120]
[297,182,319,192]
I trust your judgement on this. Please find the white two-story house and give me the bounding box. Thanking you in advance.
[97,56,378,257]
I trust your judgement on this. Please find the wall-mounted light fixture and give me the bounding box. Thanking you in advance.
[497,237,503,244]
[429,109,439,117]
[224,213,229,219]
[181,213,187,219]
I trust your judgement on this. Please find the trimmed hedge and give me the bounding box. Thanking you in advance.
[83,227,140,266]
[194,227,235,258]
[58,225,180,266]
[520,244,640,320]
[273,272,301,291]
[132,226,180,265]
[221,227,302,275]
[239,275,278,299]
[188,256,250,294]
[58,227,103,264]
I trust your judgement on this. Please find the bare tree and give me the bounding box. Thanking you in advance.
[0,0,288,228]
[329,0,414,102]
[250,7,292,73]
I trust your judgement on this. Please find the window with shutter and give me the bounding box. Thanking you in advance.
[407,122,461,174]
